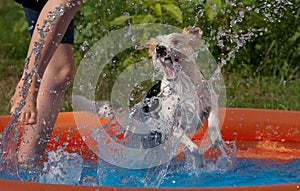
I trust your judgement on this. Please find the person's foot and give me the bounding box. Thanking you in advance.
[18,153,43,170]
[10,80,38,124]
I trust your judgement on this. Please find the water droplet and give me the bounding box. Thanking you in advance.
[41,118,46,125]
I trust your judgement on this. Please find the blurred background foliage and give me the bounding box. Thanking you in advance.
[0,0,299,114]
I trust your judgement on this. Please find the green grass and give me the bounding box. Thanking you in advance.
[0,1,29,115]
[225,73,300,110]
[0,0,299,116]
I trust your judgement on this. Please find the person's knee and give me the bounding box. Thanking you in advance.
[54,60,75,91]
[51,44,75,89]
[58,61,75,83]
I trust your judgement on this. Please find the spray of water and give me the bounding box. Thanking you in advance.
[194,0,295,82]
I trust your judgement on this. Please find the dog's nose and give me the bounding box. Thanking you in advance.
[156,45,167,57]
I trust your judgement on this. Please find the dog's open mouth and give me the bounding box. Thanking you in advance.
[156,45,182,80]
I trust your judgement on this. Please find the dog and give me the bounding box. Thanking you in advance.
[135,26,223,151]
[73,27,224,154]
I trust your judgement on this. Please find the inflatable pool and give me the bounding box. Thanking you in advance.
[0,108,300,190]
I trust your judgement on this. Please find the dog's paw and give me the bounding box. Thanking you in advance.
[207,111,223,147]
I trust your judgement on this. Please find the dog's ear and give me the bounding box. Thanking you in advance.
[183,26,203,37]
[183,26,203,49]
[136,37,161,55]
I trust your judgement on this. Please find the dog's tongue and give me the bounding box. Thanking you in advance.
[164,64,175,79]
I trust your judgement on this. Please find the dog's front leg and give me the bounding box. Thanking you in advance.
[173,127,199,152]
[207,91,223,147]
[208,109,223,147]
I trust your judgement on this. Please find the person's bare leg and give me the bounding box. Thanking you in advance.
[17,44,75,166]
[10,0,81,125]
[10,71,38,124]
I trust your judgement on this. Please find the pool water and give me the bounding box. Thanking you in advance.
[0,137,299,189]
[79,158,300,187]
[2,149,300,188]
[1,149,300,188]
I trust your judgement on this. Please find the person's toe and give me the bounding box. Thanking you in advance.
[28,112,37,124]
[19,112,25,123]
[10,107,16,115]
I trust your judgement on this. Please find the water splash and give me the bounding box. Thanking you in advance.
[82,27,235,187]
[193,0,295,82]
[39,147,83,184]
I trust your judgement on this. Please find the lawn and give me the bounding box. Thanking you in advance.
[0,2,29,115]
[0,0,299,116]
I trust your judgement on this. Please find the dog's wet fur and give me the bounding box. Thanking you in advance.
[137,26,223,148]
[94,27,224,152]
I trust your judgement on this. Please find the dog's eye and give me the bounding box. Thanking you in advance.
[173,40,180,45]
[156,45,167,57]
